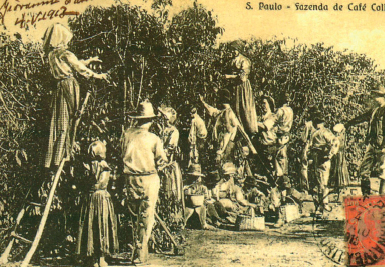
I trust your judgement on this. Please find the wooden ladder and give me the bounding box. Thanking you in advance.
[0,159,67,267]
[0,92,91,267]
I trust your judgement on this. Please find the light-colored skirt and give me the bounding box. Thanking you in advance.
[235,79,258,134]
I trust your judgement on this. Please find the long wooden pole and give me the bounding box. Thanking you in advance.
[235,118,275,183]
[21,158,67,267]
[70,91,91,151]
[154,212,180,249]
[0,186,32,264]
[237,124,257,155]
[0,207,26,264]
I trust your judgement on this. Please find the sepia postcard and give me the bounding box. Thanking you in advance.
[0,0,385,266]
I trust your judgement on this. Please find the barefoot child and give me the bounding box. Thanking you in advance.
[77,141,119,267]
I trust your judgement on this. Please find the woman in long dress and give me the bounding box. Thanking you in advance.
[77,141,119,267]
[224,40,258,135]
[329,123,350,189]
[42,23,108,169]
[159,107,183,202]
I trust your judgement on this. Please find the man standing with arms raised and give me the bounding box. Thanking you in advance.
[200,90,239,168]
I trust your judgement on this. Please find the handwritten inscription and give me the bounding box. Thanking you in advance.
[0,0,87,29]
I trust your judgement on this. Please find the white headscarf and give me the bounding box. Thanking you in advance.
[42,23,73,53]
[159,107,177,125]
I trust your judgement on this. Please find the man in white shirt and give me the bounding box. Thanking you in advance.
[188,107,208,165]
[308,116,338,213]
[121,100,168,264]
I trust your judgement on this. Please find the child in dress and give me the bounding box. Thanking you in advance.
[77,141,119,267]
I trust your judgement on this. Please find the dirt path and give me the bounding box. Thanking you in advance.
[2,217,344,267]
[149,218,343,267]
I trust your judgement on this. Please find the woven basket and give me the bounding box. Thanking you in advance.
[281,203,300,223]
[186,194,205,207]
[235,208,265,231]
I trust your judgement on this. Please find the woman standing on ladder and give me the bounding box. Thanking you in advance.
[42,23,109,169]
[224,40,258,135]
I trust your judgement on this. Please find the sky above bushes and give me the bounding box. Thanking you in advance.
[3,0,385,68]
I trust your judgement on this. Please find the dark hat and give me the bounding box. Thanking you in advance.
[371,84,385,96]
[261,95,275,112]
[306,106,317,119]
[128,99,157,119]
[187,164,205,177]
[308,108,325,125]
[218,89,231,103]
[313,114,325,125]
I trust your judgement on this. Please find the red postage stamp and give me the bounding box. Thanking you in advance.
[345,195,385,266]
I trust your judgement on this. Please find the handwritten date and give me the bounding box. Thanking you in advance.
[0,0,79,29]
[15,6,78,29]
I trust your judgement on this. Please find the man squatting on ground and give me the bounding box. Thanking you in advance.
[211,162,258,224]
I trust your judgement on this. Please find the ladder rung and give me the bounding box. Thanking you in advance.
[11,232,32,244]
[28,202,44,207]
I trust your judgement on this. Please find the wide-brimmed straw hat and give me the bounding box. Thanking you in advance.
[187,164,205,177]
[128,99,157,119]
[222,162,237,175]
[159,107,177,124]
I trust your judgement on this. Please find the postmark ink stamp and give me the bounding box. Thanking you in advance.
[312,199,347,265]
[345,195,385,266]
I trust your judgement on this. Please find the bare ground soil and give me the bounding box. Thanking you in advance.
[3,216,346,267]
[149,217,343,267]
